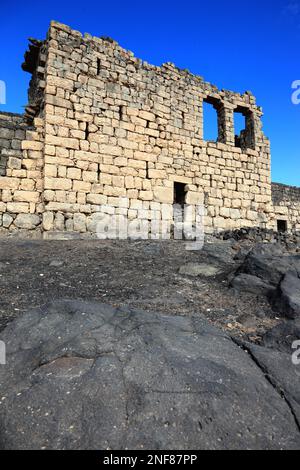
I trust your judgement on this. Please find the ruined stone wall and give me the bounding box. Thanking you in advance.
[271,183,300,231]
[1,21,298,239]
[41,21,272,238]
[0,112,44,235]
[0,113,25,177]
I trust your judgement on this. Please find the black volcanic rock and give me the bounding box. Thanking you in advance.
[272,271,300,319]
[0,300,299,450]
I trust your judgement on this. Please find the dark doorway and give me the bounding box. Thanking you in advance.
[174,182,186,206]
[277,219,288,233]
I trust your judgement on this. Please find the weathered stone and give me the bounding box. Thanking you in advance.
[262,318,300,353]
[179,263,220,277]
[73,213,86,232]
[240,244,300,286]
[2,213,14,228]
[272,271,300,319]
[49,260,64,267]
[14,214,40,229]
[153,187,173,204]
[0,299,300,450]
[43,212,54,231]
[231,273,275,296]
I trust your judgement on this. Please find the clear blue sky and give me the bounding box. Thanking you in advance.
[0,0,299,186]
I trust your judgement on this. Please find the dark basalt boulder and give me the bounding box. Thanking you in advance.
[263,317,300,354]
[272,271,300,319]
[240,244,300,287]
[0,300,300,450]
[230,273,275,296]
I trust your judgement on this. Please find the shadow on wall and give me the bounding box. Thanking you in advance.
[0,155,8,176]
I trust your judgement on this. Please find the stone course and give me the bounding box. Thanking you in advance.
[271,183,300,232]
[0,21,299,238]
[0,112,44,235]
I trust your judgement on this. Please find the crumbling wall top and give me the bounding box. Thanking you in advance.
[48,21,260,113]
[272,183,300,204]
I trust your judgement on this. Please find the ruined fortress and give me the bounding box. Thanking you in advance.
[0,21,299,238]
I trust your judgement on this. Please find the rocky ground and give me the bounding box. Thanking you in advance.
[0,299,299,450]
[0,237,285,342]
[0,235,299,449]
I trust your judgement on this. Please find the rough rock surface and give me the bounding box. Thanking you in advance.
[0,239,276,341]
[263,319,300,353]
[245,341,300,426]
[240,244,300,286]
[231,273,275,296]
[14,214,41,230]
[272,272,300,319]
[0,299,300,450]
[178,263,221,277]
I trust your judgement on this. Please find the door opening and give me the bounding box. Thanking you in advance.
[277,220,288,233]
[174,182,186,207]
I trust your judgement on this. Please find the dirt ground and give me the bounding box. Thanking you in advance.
[0,238,280,342]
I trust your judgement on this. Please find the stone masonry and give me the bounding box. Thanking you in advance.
[272,183,300,232]
[0,21,299,238]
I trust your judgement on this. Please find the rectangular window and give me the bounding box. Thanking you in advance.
[203,100,219,142]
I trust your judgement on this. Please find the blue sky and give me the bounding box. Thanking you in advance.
[0,0,299,186]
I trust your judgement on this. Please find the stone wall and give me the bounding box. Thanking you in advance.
[0,113,25,177]
[0,21,298,238]
[271,183,300,232]
[0,112,44,235]
[41,21,272,238]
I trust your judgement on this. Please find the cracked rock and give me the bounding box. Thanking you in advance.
[0,299,300,450]
[272,271,300,319]
[240,244,300,286]
[263,318,300,353]
[231,273,275,296]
